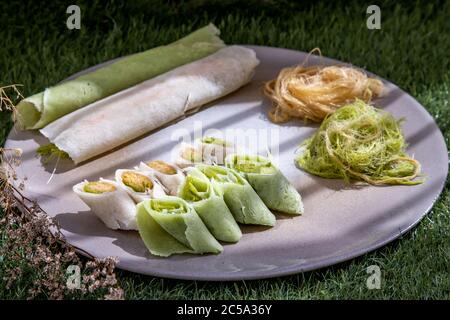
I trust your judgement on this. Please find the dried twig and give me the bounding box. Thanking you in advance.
[1,147,124,300]
[0,84,23,123]
[0,85,124,300]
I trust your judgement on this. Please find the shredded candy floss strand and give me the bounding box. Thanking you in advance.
[264,64,384,123]
[296,100,423,186]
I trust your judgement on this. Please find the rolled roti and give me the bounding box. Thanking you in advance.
[175,136,239,168]
[226,154,304,214]
[199,136,238,165]
[196,164,276,227]
[115,169,165,203]
[17,24,224,129]
[73,179,137,230]
[136,196,223,257]
[138,160,185,196]
[40,45,259,164]
[175,142,204,169]
[178,167,242,242]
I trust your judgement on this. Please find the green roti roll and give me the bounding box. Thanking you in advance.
[136,196,223,257]
[17,24,224,129]
[196,164,276,227]
[136,202,191,257]
[226,154,303,215]
[178,168,242,242]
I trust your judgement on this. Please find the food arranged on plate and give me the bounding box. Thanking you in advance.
[16,24,424,260]
[73,146,302,257]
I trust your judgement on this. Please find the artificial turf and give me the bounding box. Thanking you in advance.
[0,0,449,299]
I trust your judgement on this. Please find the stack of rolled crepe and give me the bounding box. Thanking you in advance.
[73,156,304,257]
[20,24,259,164]
[195,164,276,226]
[177,167,242,242]
[73,164,174,230]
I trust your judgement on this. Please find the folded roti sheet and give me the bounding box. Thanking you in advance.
[136,196,223,257]
[40,45,259,164]
[138,160,185,196]
[73,179,137,230]
[17,24,224,129]
[178,167,242,242]
[226,154,304,214]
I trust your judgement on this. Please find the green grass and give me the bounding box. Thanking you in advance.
[1,0,449,299]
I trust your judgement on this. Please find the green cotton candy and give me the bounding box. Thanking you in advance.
[17,24,225,129]
[296,99,423,185]
[178,168,242,242]
[227,154,303,215]
[136,196,223,257]
[196,164,276,227]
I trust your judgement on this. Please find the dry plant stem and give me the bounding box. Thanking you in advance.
[0,85,23,122]
[1,163,124,299]
[0,84,124,300]
[0,84,23,110]
[8,181,96,259]
[1,87,123,299]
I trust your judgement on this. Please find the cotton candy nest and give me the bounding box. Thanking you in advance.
[264,65,384,123]
[296,100,423,185]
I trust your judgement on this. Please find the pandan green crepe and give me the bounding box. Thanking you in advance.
[178,168,242,242]
[226,154,304,215]
[196,164,276,227]
[136,196,223,257]
[17,24,224,129]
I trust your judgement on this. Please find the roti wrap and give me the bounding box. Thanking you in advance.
[136,196,223,257]
[40,45,259,164]
[178,167,242,242]
[17,24,224,129]
[73,179,137,230]
[226,154,304,214]
[115,169,166,203]
[196,164,276,227]
[138,161,185,196]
